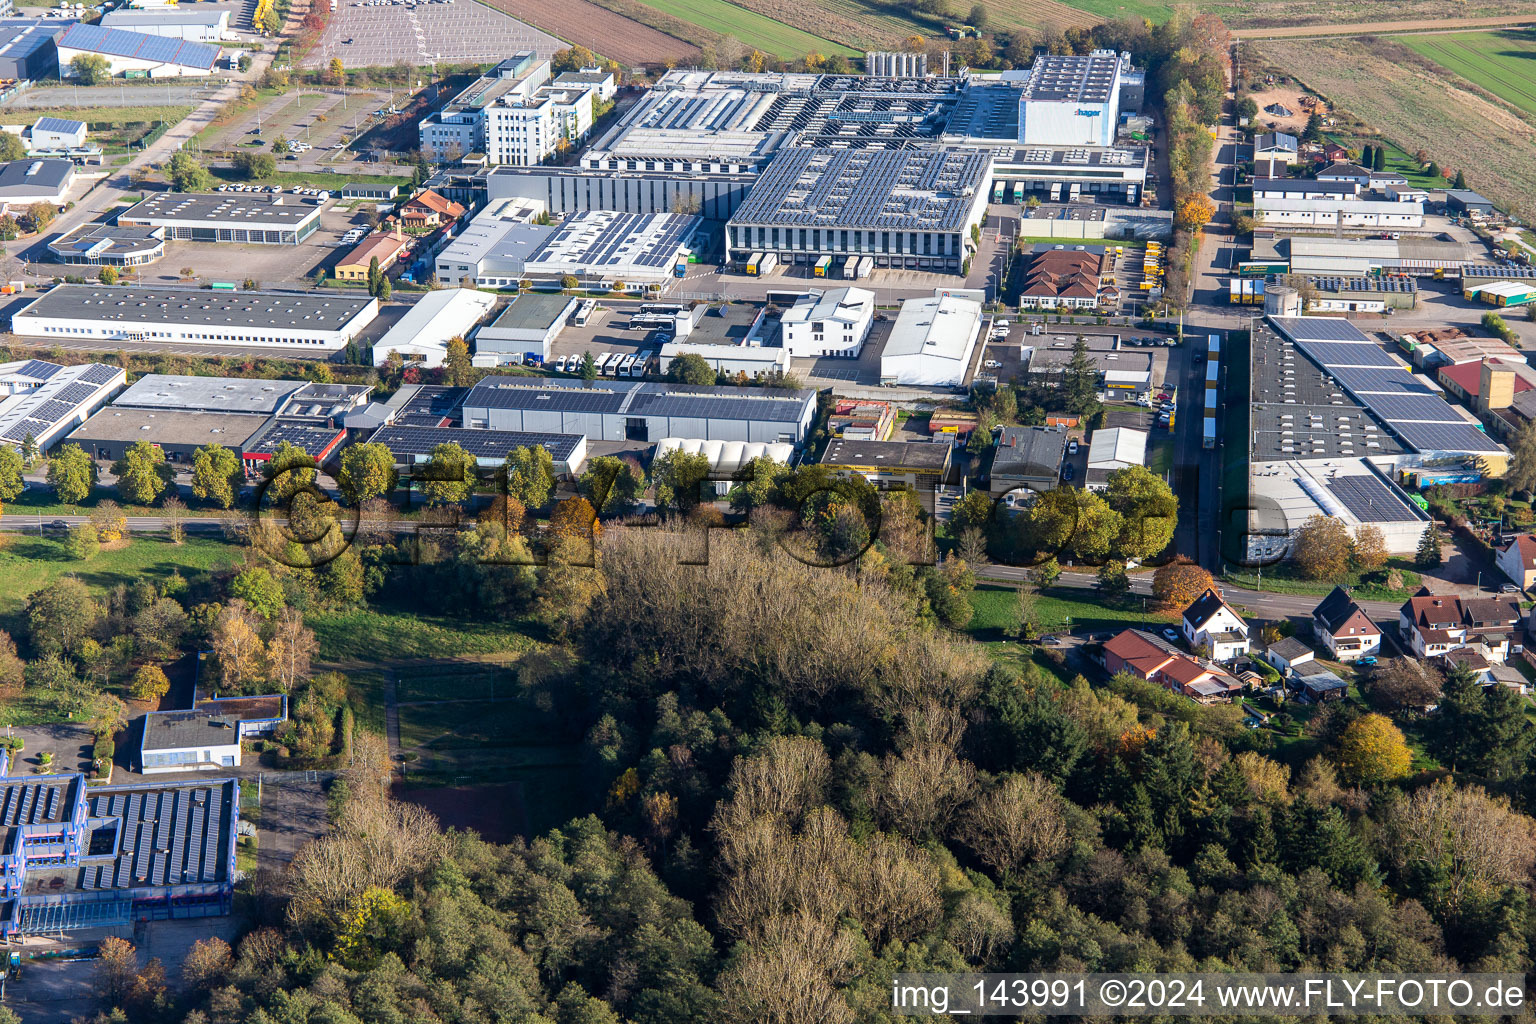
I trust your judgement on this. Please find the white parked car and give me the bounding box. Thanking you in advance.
[983,359,1002,368]
[1067,439,1079,454]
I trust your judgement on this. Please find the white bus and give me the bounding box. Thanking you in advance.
[573,300,596,327]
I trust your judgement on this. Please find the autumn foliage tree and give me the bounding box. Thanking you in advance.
[1175,193,1216,230]
[1152,558,1215,610]
[1352,524,1389,573]
[1293,514,1352,581]
[1337,713,1413,785]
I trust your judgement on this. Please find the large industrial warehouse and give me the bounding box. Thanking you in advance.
[117,193,325,245]
[521,210,700,288]
[0,358,124,453]
[1237,315,1498,562]
[1016,50,1138,147]
[459,378,819,444]
[12,285,379,351]
[725,148,990,273]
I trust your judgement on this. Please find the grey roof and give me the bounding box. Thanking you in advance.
[1267,636,1313,661]
[112,373,307,415]
[463,378,817,424]
[1254,131,1297,152]
[1314,585,1376,634]
[822,438,951,470]
[729,147,989,233]
[1252,177,1357,196]
[100,8,226,27]
[47,222,163,260]
[489,292,576,331]
[0,158,72,197]
[68,407,267,448]
[1446,189,1493,207]
[57,21,218,69]
[141,710,241,751]
[992,425,1066,479]
[18,285,374,332]
[1307,275,1417,294]
[0,21,68,64]
[370,423,583,461]
[119,192,324,227]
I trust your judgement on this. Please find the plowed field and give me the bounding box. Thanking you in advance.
[481,0,697,65]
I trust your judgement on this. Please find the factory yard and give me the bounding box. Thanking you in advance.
[303,0,562,69]
[1258,35,1536,222]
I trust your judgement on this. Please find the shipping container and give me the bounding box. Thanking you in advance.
[746,252,765,275]
[857,256,874,279]
[758,253,778,275]
[1229,280,1242,304]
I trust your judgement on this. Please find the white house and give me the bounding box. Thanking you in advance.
[1084,425,1147,490]
[138,711,242,774]
[1253,131,1298,163]
[1312,585,1382,662]
[1262,636,1315,676]
[780,287,875,358]
[1498,534,1536,591]
[1181,587,1251,663]
[25,117,87,153]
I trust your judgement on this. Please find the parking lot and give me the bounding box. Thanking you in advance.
[305,0,561,69]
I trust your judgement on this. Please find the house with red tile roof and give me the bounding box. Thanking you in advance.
[1019,249,1104,310]
[1103,629,1243,703]
[1311,586,1381,662]
[1399,588,1523,662]
[399,189,466,230]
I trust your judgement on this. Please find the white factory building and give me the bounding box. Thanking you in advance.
[12,285,379,352]
[472,292,577,365]
[880,291,983,387]
[1016,50,1137,147]
[0,358,124,454]
[371,288,497,369]
[780,287,875,358]
[55,22,221,78]
[521,210,701,288]
[1254,197,1424,229]
[99,8,231,41]
[654,437,794,494]
[432,197,554,287]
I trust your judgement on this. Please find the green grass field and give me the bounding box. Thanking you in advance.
[396,664,516,704]
[637,0,855,56]
[309,609,540,662]
[20,105,192,129]
[1400,29,1536,118]
[0,535,241,622]
[968,582,1173,640]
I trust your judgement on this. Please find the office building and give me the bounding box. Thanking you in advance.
[780,287,875,358]
[418,53,547,162]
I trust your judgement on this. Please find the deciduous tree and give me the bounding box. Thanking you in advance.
[192,444,242,508]
[504,444,554,509]
[211,600,264,691]
[112,439,172,505]
[90,500,126,543]
[1293,514,1352,581]
[47,443,95,504]
[1152,557,1215,609]
[0,445,21,502]
[338,442,397,504]
[1352,523,1389,573]
[419,442,475,506]
[266,606,317,692]
[1336,712,1412,784]
[65,522,99,560]
[129,664,170,702]
[1104,464,1177,560]
[960,771,1068,873]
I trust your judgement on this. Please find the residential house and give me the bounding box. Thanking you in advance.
[333,231,409,283]
[1312,585,1382,662]
[1400,588,1522,662]
[990,425,1067,495]
[1103,629,1244,703]
[1320,142,1349,163]
[1262,636,1315,675]
[399,190,466,231]
[1181,587,1251,663]
[1316,161,1373,186]
[1253,131,1298,163]
[1498,534,1536,590]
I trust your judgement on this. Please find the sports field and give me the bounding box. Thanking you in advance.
[1400,29,1536,117]
[636,0,855,56]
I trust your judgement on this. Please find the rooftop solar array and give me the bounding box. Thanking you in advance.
[58,22,219,70]
[0,360,121,445]
[371,424,582,461]
[463,379,817,424]
[245,419,344,458]
[526,211,695,273]
[1326,366,1435,396]
[396,384,468,427]
[81,781,233,889]
[729,147,989,233]
[1268,316,1506,457]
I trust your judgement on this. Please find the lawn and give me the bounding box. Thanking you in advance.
[308,608,541,662]
[18,105,193,129]
[967,582,1174,641]
[635,0,855,56]
[1399,29,1536,118]
[345,669,388,735]
[1222,559,1423,602]
[396,664,515,704]
[1146,433,1174,478]
[0,534,242,623]
[1323,134,1444,188]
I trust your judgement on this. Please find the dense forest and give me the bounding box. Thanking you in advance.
[58,510,1536,1024]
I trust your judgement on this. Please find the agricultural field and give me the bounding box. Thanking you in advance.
[1217,0,1536,31]
[1259,34,1536,220]
[1400,29,1536,118]
[637,0,854,57]
[482,0,698,64]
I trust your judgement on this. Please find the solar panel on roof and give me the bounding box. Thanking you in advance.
[1327,366,1434,396]
[1368,394,1466,423]
[1298,342,1400,368]
[1271,316,1371,343]
[79,364,120,386]
[1392,419,1505,453]
[55,381,100,406]
[15,359,60,381]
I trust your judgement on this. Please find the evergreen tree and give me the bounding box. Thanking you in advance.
[1431,662,1486,773]
[1372,146,1386,171]
[1415,522,1444,567]
[1062,335,1101,415]
[1453,169,1468,190]
[1360,144,1374,169]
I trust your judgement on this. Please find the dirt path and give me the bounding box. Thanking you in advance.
[1234,14,1536,38]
